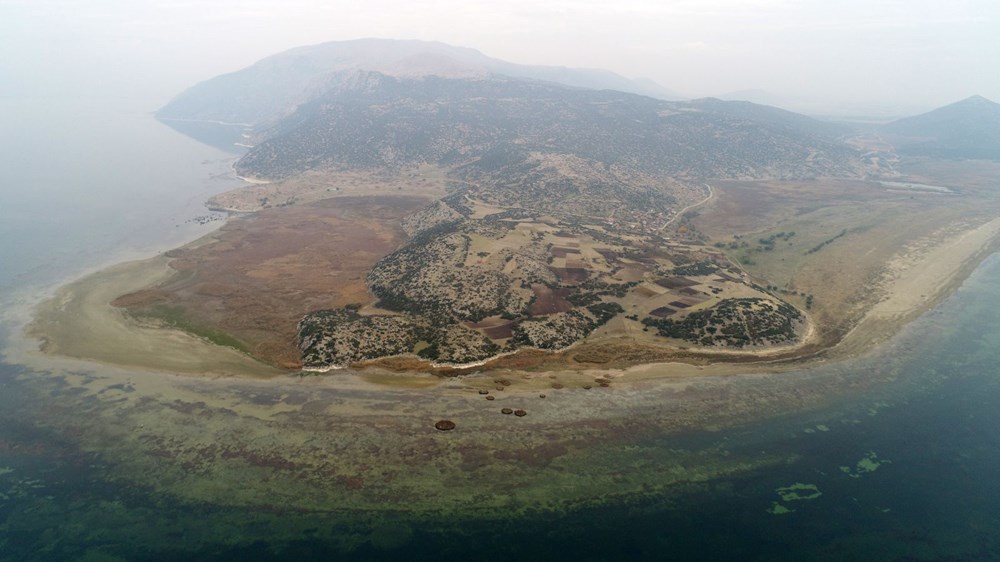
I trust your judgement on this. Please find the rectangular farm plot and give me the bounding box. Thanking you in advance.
[529,284,574,315]
[614,266,647,283]
[483,323,515,339]
[466,317,517,340]
[554,267,589,283]
[714,272,742,283]
[550,246,581,258]
[636,282,668,296]
[552,230,577,239]
[594,248,621,264]
[634,285,661,298]
[655,276,699,289]
[649,306,677,317]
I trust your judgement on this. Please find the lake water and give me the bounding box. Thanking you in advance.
[1,99,1000,561]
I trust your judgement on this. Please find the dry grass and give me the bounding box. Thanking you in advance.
[693,176,1000,345]
[114,195,430,368]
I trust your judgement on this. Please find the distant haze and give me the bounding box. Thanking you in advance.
[2,0,999,117]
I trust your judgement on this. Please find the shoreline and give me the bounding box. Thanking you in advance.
[10,211,1000,383]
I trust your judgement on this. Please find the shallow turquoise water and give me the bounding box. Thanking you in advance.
[2,100,1000,560]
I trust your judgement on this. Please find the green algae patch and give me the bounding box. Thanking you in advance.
[767,502,794,515]
[803,424,830,435]
[776,483,822,502]
[840,451,891,479]
[867,401,892,417]
[131,304,250,354]
[0,467,14,477]
[768,483,821,515]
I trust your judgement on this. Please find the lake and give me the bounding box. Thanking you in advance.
[1,98,999,561]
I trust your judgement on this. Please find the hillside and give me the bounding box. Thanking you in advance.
[234,72,861,186]
[882,95,1000,159]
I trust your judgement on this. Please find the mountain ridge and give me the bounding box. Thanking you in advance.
[156,38,683,127]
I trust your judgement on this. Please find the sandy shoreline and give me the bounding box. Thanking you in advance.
[10,212,1000,384]
[821,217,1000,360]
[20,255,281,378]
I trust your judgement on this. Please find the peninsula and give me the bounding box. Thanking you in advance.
[29,40,1000,378]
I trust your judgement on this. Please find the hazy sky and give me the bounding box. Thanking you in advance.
[2,0,999,115]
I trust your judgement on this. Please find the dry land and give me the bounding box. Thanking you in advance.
[24,160,1000,380]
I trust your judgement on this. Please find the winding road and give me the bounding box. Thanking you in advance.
[662,183,714,231]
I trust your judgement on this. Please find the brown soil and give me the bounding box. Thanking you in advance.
[113,195,430,368]
[554,267,589,283]
[529,284,574,315]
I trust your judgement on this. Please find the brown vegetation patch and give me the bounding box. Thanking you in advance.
[568,342,682,366]
[118,195,430,368]
[111,288,173,308]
